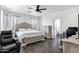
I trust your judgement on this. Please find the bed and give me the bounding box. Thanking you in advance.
[15,22,45,47]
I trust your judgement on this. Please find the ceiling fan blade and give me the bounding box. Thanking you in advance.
[36,5,40,11]
[39,8,47,10]
[37,5,40,9]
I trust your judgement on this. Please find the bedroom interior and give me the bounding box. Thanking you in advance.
[0,5,79,53]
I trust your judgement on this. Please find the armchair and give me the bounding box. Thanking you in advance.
[0,30,21,53]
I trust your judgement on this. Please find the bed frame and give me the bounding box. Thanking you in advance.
[15,22,45,47]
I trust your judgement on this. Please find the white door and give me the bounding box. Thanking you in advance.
[53,18,62,47]
[53,19,61,37]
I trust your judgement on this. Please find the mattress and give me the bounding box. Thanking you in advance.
[16,30,44,41]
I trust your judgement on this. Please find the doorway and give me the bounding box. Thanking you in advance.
[53,18,61,37]
[53,18,62,48]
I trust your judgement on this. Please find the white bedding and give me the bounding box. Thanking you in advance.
[16,29,44,41]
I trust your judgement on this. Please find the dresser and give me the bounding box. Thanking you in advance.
[63,34,79,53]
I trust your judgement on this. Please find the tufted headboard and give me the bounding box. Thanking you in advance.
[15,22,32,31]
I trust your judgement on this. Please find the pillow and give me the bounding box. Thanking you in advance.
[19,28,25,31]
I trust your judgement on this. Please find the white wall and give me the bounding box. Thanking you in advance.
[52,7,79,32]
[2,11,41,30]
[41,7,79,33]
[2,6,79,33]
[3,11,33,24]
[41,15,53,26]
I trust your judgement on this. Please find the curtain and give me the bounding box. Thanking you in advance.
[4,14,19,31]
[32,18,37,29]
[31,17,41,30]
[4,14,12,30]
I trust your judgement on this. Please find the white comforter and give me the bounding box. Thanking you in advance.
[16,30,44,41]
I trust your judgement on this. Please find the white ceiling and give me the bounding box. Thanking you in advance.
[1,5,36,14]
[41,5,79,14]
[1,5,79,16]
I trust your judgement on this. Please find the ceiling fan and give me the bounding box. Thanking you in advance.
[36,5,47,13]
[28,5,47,13]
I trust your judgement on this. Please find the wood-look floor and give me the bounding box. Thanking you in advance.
[20,38,63,53]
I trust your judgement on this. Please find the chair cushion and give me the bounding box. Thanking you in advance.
[2,35,12,39]
[0,30,21,53]
[1,31,12,35]
[1,38,14,46]
[2,43,17,52]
